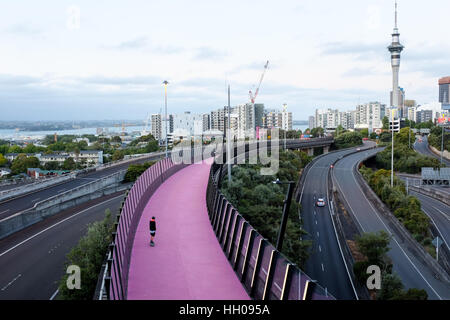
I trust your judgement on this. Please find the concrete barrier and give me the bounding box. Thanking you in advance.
[409,185,450,206]
[0,170,127,240]
[429,145,450,162]
[0,173,76,202]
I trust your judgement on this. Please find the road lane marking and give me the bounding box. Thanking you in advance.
[319,245,322,252]
[315,220,317,225]
[344,155,443,300]
[0,195,123,258]
[50,289,59,300]
[1,274,22,291]
[316,232,319,237]
[321,264,324,272]
[0,209,10,215]
[31,198,40,203]
[431,205,450,221]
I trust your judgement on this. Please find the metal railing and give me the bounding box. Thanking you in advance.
[206,162,334,300]
[96,157,188,300]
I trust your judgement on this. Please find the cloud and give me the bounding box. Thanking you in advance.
[193,47,227,60]
[321,41,385,60]
[4,23,42,36]
[114,36,149,50]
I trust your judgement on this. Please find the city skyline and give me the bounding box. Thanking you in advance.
[0,0,449,121]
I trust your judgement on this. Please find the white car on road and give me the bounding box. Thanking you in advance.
[316,198,326,207]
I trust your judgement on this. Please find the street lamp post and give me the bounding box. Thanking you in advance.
[441,125,444,166]
[390,109,395,187]
[163,80,169,159]
[273,179,296,252]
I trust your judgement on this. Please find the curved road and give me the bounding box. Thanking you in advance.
[0,193,124,299]
[414,135,450,167]
[299,141,376,300]
[410,191,450,253]
[333,149,450,300]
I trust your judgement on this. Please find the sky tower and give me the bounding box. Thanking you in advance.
[388,1,404,112]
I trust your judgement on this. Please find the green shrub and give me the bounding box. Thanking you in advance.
[58,209,114,300]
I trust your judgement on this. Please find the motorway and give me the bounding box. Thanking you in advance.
[0,153,164,221]
[299,141,376,300]
[333,149,450,300]
[414,135,450,167]
[410,191,450,252]
[0,193,124,300]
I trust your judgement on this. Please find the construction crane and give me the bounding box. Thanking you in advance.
[248,60,269,104]
[249,60,269,139]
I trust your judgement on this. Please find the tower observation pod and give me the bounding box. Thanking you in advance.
[387,1,404,110]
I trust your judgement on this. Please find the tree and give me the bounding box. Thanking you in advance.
[58,210,114,300]
[112,150,124,161]
[0,154,7,167]
[63,157,76,170]
[11,155,40,175]
[44,161,60,171]
[369,132,377,140]
[382,116,389,130]
[334,131,362,149]
[377,273,404,300]
[310,127,324,138]
[360,128,369,138]
[111,136,122,143]
[335,125,345,137]
[355,231,391,265]
[8,145,23,154]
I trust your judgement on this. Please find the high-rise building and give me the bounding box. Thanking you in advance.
[308,116,315,130]
[172,111,204,138]
[202,113,210,132]
[407,106,417,122]
[355,102,385,132]
[416,110,433,123]
[262,106,292,131]
[338,111,355,130]
[439,76,450,110]
[388,1,404,118]
[254,104,265,128]
[151,114,173,143]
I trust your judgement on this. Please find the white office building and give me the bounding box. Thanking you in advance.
[354,102,386,132]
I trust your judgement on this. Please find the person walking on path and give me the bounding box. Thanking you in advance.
[149,216,156,246]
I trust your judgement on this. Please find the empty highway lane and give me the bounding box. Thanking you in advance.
[0,194,124,300]
[333,149,450,300]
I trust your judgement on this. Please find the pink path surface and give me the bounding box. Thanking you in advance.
[127,161,250,300]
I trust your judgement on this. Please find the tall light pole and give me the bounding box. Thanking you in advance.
[227,85,232,183]
[272,179,295,252]
[163,80,169,158]
[391,108,395,187]
[441,125,444,166]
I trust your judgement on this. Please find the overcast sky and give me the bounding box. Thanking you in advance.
[0,0,449,121]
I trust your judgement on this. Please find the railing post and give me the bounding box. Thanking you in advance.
[280,263,294,300]
[234,221,247,270]
[262,250,279,300]
[250,238,266,298]
[222,209,235,249]
[302,280,316,300]
[227,214,240,259]
[241,228,255,282]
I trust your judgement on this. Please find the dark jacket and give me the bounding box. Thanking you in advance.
[149,219,156,231]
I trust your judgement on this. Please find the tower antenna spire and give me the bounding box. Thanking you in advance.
[395,1,398,29]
